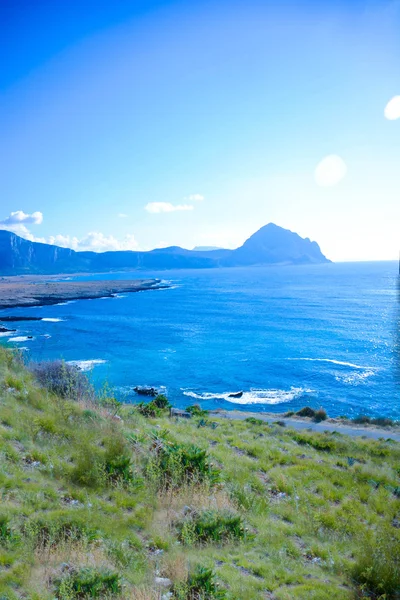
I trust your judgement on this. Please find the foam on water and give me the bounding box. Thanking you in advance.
[335,370,376,385]
[67,359,107,372]
[0,332,15,338]
[287,357,374,370]
[182,387,313,405]
[8,336,34,343]
[42,318,64,322]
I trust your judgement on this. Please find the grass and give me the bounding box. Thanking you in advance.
[0,346,399,599]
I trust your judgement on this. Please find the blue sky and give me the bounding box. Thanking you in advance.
[0,0,399,260]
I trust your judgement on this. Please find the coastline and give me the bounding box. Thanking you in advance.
[0,277,168,310]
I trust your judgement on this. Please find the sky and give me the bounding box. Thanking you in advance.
[0,0,399,261]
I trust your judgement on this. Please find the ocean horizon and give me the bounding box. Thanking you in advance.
[1,260,399,419]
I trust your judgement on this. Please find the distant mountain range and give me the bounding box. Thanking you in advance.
[0,223,330,275]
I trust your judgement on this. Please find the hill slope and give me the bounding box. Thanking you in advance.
[0,224,329,275]
[0,347,398,599]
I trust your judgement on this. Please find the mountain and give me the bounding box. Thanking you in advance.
[0,224,330,275]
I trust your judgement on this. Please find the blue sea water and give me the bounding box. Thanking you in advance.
[2,262,400,418]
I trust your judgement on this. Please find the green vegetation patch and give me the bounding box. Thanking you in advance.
[0,345,399,599]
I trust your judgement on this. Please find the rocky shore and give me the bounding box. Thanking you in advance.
[0,276,168,309]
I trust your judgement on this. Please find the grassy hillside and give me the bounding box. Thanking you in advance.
[0,346,399,599]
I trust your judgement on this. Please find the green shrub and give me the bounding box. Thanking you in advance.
[148,440,219,487]
[55,567,121,598]
[0,515,19,547]
[353,415,371,425]
[135,394,170,417]
[296,406,316,418]
[153,394,171,409]
[70,445,105,488]
[173,566,226,599]
[313,408,327,422]
[352,525,400,598]
[284,411,295,417]
[244,417,263,425]
[136,401,162,417]
[371,417,394,427]
[178,510,245,545]
[103,435,133,483]
[186,404,209,417]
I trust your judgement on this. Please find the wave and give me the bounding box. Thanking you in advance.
[66,359,107,372]
[335,370,376,385]
[8,336,34,343]
[41,318,65,322]
[182,387,313,405]
[288,357,379,386]
[287,357,374,370]
[55,300,77,306]
[0,332,15,338]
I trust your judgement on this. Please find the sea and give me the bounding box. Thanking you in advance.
[1,261,400,419]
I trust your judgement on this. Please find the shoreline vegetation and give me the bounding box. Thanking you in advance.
[0,277,168,309]
[0,351,399,599]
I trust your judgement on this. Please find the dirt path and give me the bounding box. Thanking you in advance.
[210,410,400,442]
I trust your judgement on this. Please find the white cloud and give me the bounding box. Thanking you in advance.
[384,96,400,120]
[314,155,347,187]
[47,232,139,252]
[185,194,204,202]
[0,211,139,252]
[118,213,128,218]
[145,202,194,213]
[0,210,43,225]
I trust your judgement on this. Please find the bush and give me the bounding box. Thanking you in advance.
[313,408,327,422]
[148,440,220,488]
[136,396,170,417]
[353,415,371,425]
[70,444,105,488]
[55,567,121,598]
[103,435,133,483]
[186,404,209,417]
[178,510,245,545]
[296,406,316,418]
[30,360,94,402]
[153,394,171,409]
[371,417,394,427]
[0,515,19,547]
[173,566,226,599]
[352,526,400,598]
[245,417,263,425]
